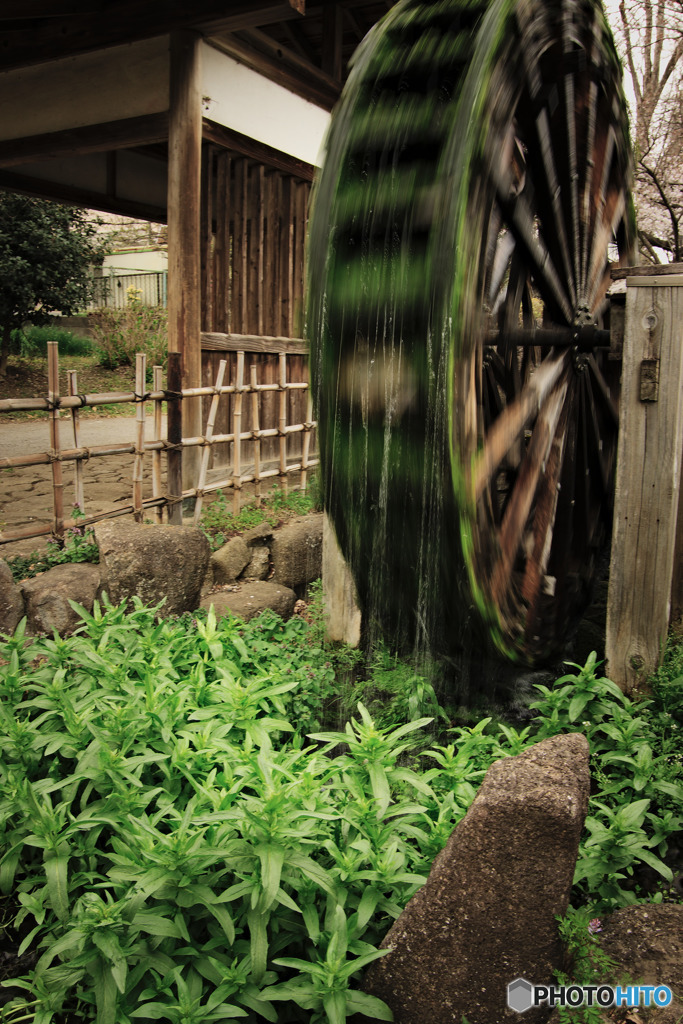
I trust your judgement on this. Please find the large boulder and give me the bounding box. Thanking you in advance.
[271,514,323,591]
[201,581,296,623]
[21,563,101,635]
[211,536,250,585]
[95,521,210,615]
[0,559,24,635]
[363,733,591,1024]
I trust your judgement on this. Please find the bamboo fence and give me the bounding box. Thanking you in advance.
[0,340,318,545]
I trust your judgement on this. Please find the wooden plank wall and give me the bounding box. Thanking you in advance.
[202,345,311,468]
[201,145,310,338]
[200,145,313,472]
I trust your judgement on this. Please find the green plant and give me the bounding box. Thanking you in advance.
[200,485,318,551]
[0,194,105,377]
[6,505,98,585]
[89,291,167,372]
[553,907,619,1023]
[8,325,93,359]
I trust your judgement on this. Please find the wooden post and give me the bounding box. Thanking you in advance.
[278,352,288,494]
[193,358,227,525]
[152,365,164,524]
[301,385,313,493]
[251,362,262,505]
[168,30,202,495]
[167,351,183,526]
[47,341,64,540]
[133,352,147,523]
[68,369,85,512]
[605,269,683,692]
[233,351,245,515]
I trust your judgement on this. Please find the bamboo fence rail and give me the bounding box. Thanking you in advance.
[0,339,318,546]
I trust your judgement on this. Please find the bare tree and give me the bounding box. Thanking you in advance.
[610,0,683,261]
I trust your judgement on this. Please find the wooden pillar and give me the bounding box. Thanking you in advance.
[322,3,343,83]
[168,30,202,494]
[605,268,683,692]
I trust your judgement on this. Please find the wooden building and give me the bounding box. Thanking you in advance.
[0,0,394,481]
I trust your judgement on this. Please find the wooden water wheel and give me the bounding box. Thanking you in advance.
[308,0,635,663]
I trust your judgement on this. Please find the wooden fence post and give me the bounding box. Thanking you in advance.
[167,351,184,526]
[47,340,64,540]
[605,269,683,691]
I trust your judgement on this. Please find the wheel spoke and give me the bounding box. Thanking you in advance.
[587,353,619,427]
[494,178,574,323]
[472,351,569,502]
[489,378,569,605]
[521,384,572,630]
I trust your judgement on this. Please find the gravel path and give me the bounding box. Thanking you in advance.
[1,416,168,557]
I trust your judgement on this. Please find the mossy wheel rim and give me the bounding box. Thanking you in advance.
[308,0,634,663]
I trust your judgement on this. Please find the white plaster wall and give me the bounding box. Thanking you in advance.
[0,37,170,142]
[104,250,168,274]
[201,42,330,168]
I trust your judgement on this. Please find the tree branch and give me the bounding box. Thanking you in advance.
[640,158,681,259]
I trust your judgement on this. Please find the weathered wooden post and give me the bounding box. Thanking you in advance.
[168,30,203,498]
[605,265,683,692]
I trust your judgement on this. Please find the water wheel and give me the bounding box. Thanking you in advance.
[308,0,635,664]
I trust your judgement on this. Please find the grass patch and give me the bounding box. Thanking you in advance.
[200,484,321,550]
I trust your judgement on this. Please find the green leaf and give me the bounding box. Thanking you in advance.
[257,843,286,911]
[132,912,183,938]
[368,763,391,816]
[44,852,69,922]
[616,799,650,830]
[636,849,674,881]
[323,989,348,1024]
[248,906,269,982]
[356,887,380,931]
[345,990,394,1020]
[91,957,117,1024]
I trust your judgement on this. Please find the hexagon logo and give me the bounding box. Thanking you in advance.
[507,977,534,1013]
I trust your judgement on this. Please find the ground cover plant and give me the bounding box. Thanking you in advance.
[199,486,320,552]
[1,601,682,1024]
[6,507,99,584]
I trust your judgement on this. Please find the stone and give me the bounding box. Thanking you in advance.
[211,536,250,584]
[201,581,296,623]
[21,563,101,636]
[598,904,683,1023]
[322,514,361,646]
[95,521,210,616]
[363,733,590,1024]
[0,559,24,636]
[271,513,323,591]
[242,522,274,547]
[242,544,270,581]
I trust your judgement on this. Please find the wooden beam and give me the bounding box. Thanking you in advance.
[201,331,308,354]
[168,30,203,494]
[202,119,315,181]
[322,3,344,82]
[0,168,167,222]
[0,2,306,71]
[0,113,169,170]
[198,3,305,34]
[606,276,683,691]
[207,32,340,110]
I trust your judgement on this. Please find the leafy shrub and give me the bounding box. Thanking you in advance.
[0,602,462,1024]
[1,603,682,1023]
[89,290,167,372]
[8,325,93,358]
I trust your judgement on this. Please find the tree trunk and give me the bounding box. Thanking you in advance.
[0,322,11,377]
